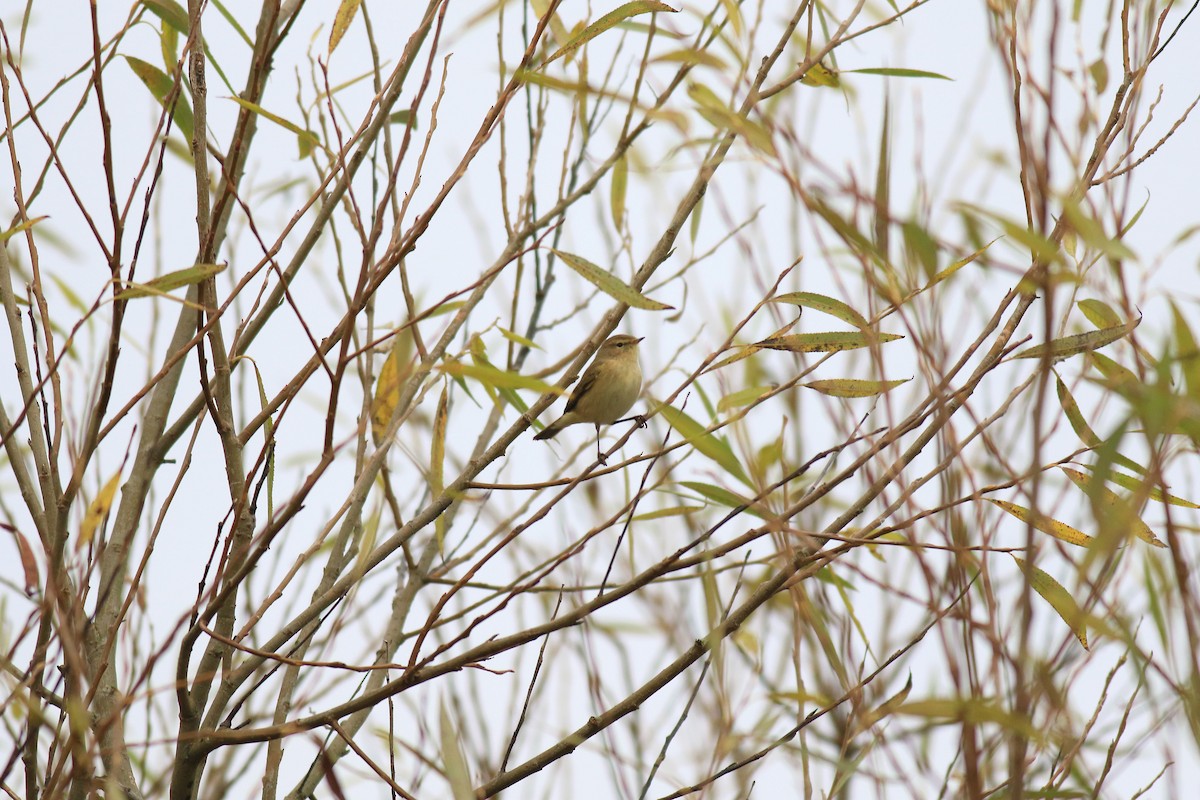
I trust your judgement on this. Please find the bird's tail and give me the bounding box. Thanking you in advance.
[533,419,563,440]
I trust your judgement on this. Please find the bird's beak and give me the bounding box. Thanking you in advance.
[636,337,645,343]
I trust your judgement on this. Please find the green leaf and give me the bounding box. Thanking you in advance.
[717,385,772,411]
[1012,555,1089,649]
[226,96,320,158]
[680,481,764,518]
[1077,299,1122,330]
[651,48,728,70]
[987,498,1093,547]
[440,360,561,394]
[658,404,750,486]
[551,249,673,310]
[610,154,628,228]
[1172,302,1200,401]
[845,67,953,81]
[632,504,705,521]
[925,238,998,289]
[389,109,418,128]
[116,263,225,299]
[800,62,840,87]
[439,702,474,800]
[687,82,776,156]
[1012,318,1139,362]
[803,378,909,398]
[1083,466,1200,510]
[772,292,868,329]
[431,386,448,551]
[141,0,189,34]
[1061,200,1136,260]
[124,56,194,141]
[757,331,903,353]
[0,215,48,243]
[543,1,678,65]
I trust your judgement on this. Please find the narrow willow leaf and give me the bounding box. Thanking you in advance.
[845,67,953,81]
[124,56,194,140]
[1061,467,1167,548]
[610,154,628,228]
[227,96,321,157]
[498,327,540,350]
[688,82,776,156]
[926,238,998,288]
[1055,375,1101,448]
[899,698,1043,741]
[632,505,705,521]
[116,262,225,299]
[552,249,674,310]
[690,195,703,244]
[440,360,560,394]
[0,216,48,243]
[1087,351,1140,390]
[803,378,909,398]
[1061,201,1136,259]
[1056,375,1145,474]
[703,344,762,373]
[1083,466,1200,509]
[757,331,903,353]
[141,0,189,34]
[79,471,122,548]
[800,62,840,87]
[1172,302,1200,401]
[680,481,764,518]
[1077,299,1122,330]
[1012,556,1089,649]
[431,386,449,551]
[543,1,677,64]
[986,499,1093,547]
[370,332,413,443]
[658,404,750,486]
[389,109,418,128]
[530,0,570,46]
[439,702,474,800]
[651,48,727,69]
[328,0,361,53]
[717,385,772,411]
[772,292,868,329]
[1012,317,1139,362]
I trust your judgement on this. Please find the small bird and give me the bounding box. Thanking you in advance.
[534,333,644,464]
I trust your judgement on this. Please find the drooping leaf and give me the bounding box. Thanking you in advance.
[1077,299,1123,330]
[717,385,773,411]
[124,56,194,140]
[1061,467,1166,548]
[658,404,750,486]
[610,154,628,228]
[140,0,189,34]
[439,702,474,800]
[1012,556,1089,649]
[79,470,122,548]
[800,62,840,87]
[370,330,414,444]
[679,481,765,518]
[687,82,776,155]
[226,96,320,158]
[431,386,449,551]
[328,0,361,53]
[0,216,48,243]
[552,250,673,310]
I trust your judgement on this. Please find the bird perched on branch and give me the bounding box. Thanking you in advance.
[534,334,644,464]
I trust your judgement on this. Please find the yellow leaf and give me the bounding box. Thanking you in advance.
[552,249,674,310]
[1012,555,1089,650]
[79,470,122,548]
[328,0,361,53]
[803,378,909,398]
[371,332,414,444]
[986,498,1093,547]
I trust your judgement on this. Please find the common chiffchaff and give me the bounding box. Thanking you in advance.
[534,334,643,463]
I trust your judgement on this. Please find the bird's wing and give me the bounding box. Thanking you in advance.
[563,364,599,414]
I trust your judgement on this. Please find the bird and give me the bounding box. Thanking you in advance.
[534,333,644,464]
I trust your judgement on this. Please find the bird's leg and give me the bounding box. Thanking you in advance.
[594,424,608,465]
[615,414,648,429]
